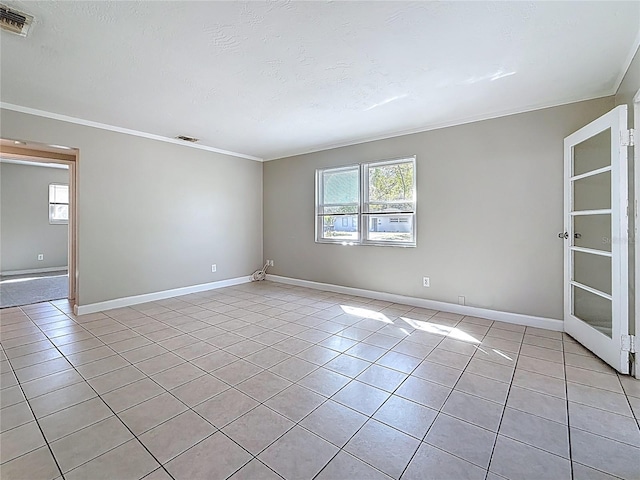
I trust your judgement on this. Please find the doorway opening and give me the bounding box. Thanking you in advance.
[0,139,78,309]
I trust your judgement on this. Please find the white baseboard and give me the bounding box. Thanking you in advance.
[267,274,564,332]
[75,276,252,315]
[1,266,68,276]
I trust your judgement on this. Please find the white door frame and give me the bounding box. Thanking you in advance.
[0,141,78,304]
[564,105,629,373]
[634,88,640,379]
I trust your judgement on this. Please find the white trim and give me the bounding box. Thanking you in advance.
[74,275,252,315]
[266,275,563,332]
[263,93,614,161]
[570,165,611,182]
[0,103,263,163]
[633,87,640,380]
[570,246,612,258]
[1,266,68,276]
[570,281,612,301]
[0,158,69,169]
[570,209,612,216]
[613,34,640,94]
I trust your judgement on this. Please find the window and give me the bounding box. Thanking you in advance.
[49,184,69,224]
[316,157,416,246]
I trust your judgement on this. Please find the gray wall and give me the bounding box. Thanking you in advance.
[0,162,69,272]
[615,46,640,336]
[264,97,614,320]
[0,109,263,306]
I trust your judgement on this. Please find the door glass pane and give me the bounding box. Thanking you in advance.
[573,214,611,252]
[573,171,611,211]
[573,251,612,295]
[572,285,612,338]
[573,129,611,176]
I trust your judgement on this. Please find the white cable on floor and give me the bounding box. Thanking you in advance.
[251,261,270,282]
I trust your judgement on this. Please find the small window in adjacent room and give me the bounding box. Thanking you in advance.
[315,156,416,247]
[49,184,69,225]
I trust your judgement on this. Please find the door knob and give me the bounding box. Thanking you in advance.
[558,232,569,239]
[574,232,582,239]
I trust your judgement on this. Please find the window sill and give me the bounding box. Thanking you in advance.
[315,239,416,248]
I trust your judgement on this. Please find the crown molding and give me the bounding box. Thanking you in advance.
[0,102,264,162]
[613,33,640,95]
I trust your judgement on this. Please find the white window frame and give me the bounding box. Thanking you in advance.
[315,156,416,247]
[49,183,69,225]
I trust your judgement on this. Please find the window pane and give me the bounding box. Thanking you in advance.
[367,202,414,213]
[57,185,69,204]
[320,215,359,241]
[49,184,69,204]
[323,168,359,205]
[320,205,358,215]
[368,162,414,204]
[50,204,69,222]
[366,214,413,243]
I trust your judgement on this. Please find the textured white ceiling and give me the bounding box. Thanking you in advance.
[1,1,638,160]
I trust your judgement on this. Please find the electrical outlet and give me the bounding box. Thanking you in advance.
[422,276,430,287]
[37,254,44,261]
[268,260,274,267]
[458,296,465,306]
[211,264,217,273]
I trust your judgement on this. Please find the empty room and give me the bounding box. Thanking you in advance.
[0,1,639,480]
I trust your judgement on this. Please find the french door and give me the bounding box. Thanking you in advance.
[563,105,630,374]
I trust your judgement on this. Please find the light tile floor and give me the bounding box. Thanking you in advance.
[1,281,639,480]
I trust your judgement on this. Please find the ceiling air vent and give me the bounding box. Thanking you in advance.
[175,135,199,143]
[0,4,33,37]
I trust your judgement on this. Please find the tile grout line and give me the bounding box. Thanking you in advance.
[7,302,490,478]
[562,333,574,480]
[617,371,640,429]
[565,336,632,480]
[3,284,637,479]
[11,306,178,480]
[4,288,359,479]
[396,328,486,479]
[312,322,456,480]
[318,315,490,479]
[481,327,524,480]
[187,307,460,478]
[0,342,67,479]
